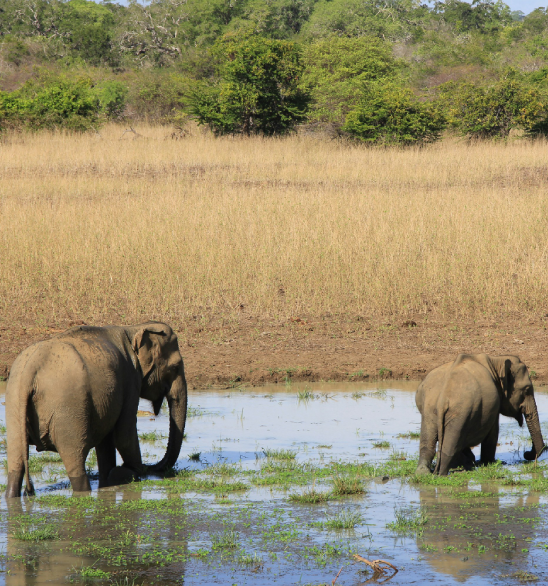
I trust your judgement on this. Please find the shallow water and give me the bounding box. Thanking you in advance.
[0,380,548,585]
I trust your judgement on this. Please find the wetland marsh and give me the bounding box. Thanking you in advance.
[1,381,548,585]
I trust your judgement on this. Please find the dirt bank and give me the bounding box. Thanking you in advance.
[1,314,547,389]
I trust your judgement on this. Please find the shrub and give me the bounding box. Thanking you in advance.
[439,73,548,139]
[2,74,100,132]
[190,33,310,136]
[301,36,403,129]
[343,82,445,145]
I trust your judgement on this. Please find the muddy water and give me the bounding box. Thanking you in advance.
[0,380,547,585]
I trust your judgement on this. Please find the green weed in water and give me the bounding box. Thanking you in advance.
[289,488,331,504]
[397,431,421,439]
[80,566,111,579]
[331,475,365,496]
[372,441,390,449]
[13,525,58,541]
[319,510,363,530]
[387,507,428,535]
[262,448,297,460]
[211,530,238,550]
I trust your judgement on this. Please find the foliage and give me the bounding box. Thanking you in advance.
[439,72,548,138]
[301,36,402,128]
[190,33,309,135]
[432,0,512,34]
[300,0,430,42]
[93,80,128,120]
[343,82,445,145]
[0,73,100,131]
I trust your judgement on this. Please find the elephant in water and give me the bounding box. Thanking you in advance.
[415,353,546,475]
[5,322,187,497]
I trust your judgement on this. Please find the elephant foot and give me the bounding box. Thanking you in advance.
[106,466,138,487]
[69,474,91,492]
[415,462,432,475]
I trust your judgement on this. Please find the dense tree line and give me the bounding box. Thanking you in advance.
[2,0,548,141]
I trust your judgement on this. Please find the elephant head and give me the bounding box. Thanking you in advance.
[492,355,546,461]
[131,322,187,471]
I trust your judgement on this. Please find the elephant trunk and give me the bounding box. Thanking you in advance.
[523,395,546,461]
[150,367,187,471]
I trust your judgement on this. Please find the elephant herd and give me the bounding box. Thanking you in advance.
[3,322,546,498]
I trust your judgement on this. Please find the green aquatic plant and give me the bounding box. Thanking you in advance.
[331,475,365,496]
[372,441,390,448]
[387,507,428,535]
[262,448,297,460]
[211,530,238,550]
[289,488,331,504]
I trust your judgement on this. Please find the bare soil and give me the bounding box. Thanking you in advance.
[1,314,547,389]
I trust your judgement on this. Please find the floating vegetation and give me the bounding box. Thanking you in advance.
[373,441,391,449]
[262,448,297,460]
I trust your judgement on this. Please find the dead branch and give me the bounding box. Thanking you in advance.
[353,554,399,577]
[120,127,143,140]
[332,566,344,585]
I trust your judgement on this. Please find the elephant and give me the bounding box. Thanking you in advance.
[415,353,546,475]
[5,321,187,497]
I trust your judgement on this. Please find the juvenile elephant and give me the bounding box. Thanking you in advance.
[415,353,546,475]
[5,322,187,497]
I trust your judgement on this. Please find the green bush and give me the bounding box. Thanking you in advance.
[0,74,100,132]
[93,80,128,120]
[343,82,445,145]
[301,36,403,129]
[190,33,309,136]
[439,73,548,139]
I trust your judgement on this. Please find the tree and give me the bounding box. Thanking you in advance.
[190,33,309,135]
[439,72,547,139]
[300,0,430,42]
[343,82,445,145]
[433,0,511,34]
[301,36,403,129]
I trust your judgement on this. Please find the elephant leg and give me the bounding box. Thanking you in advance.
[461,447,476,470]
[480,419,499,465]
[57,446,91,492]
[96,432,117,488]
[416,418,437,475]
[113,403,143,475]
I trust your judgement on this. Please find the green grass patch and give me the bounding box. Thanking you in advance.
[211,530,238,550]
[80,566,111,579]
[331,475,365,496]
[387,507,428,535]
[397,431,421,439]
[372,441,390,448]
[316,510,363,530]
[13,525,58,541]
[262,448,297,460]
[289,488,331,504]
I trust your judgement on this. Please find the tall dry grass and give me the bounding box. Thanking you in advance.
[1,125,548,330]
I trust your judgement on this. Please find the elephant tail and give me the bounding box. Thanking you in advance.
[433,400,448,474]
[18,367,35,496]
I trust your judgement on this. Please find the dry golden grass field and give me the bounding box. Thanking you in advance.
[2,125,548,387]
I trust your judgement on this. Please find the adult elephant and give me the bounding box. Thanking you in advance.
[5,322,187,497]
[415,353,546,475]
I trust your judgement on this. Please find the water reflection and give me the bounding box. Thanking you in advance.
[416,486,540,582]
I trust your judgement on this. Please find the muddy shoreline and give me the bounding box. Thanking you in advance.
[2,315,547,389]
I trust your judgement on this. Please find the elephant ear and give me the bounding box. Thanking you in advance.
[132,325,168,379]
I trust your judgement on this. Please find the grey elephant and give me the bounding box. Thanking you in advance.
[5,322,187,497]
[415,353,546,475]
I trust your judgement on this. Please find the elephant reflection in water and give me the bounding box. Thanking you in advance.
[5,487,188,585]
[414,486,540,581]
